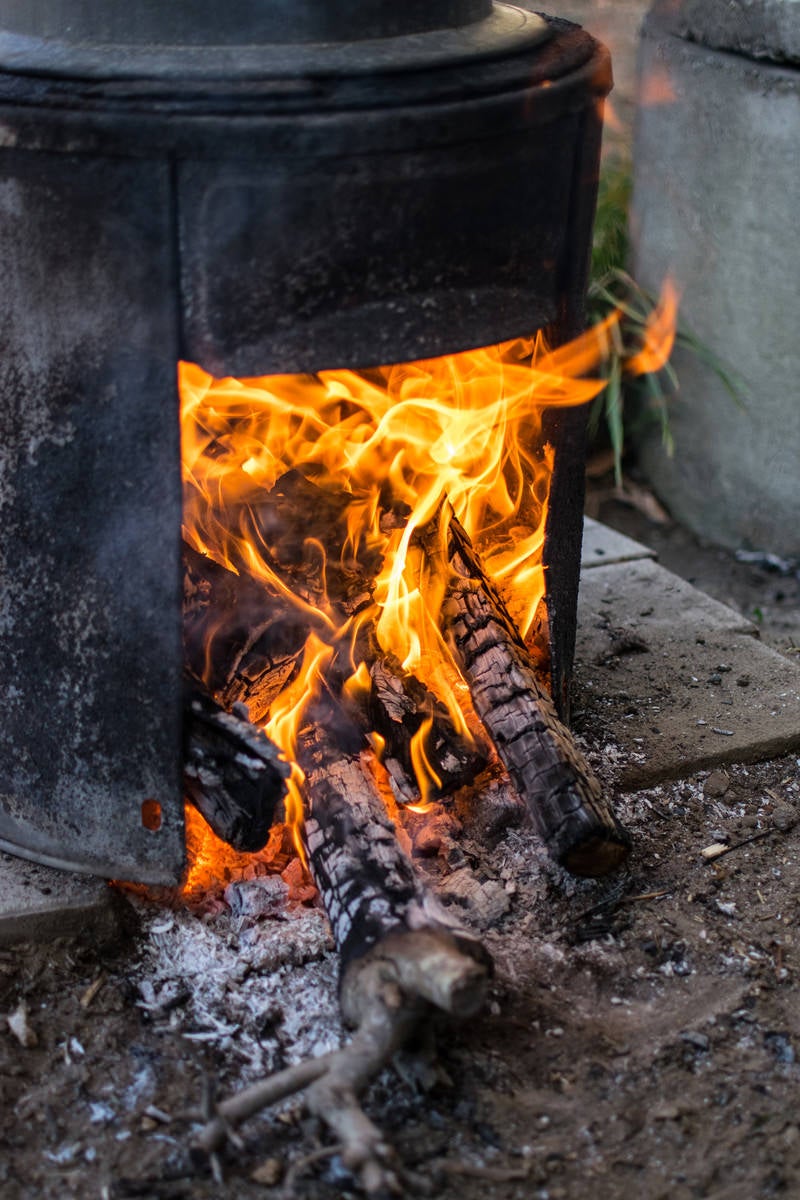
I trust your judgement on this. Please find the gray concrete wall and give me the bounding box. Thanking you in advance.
[630,24,800,555]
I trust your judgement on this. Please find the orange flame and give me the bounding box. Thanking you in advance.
[601,97,624,135]
[407,717,442,814]
[626,277,680,377]
[264,633,333,859]
[179,297,675,881]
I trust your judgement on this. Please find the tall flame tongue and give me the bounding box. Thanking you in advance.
[179,302,674,880]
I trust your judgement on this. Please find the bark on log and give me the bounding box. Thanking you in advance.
[296,692,490,998]
[429,514,631,877]
[183,686,289,853]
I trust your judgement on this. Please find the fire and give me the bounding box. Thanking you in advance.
[264,633,332,858]
[179,296,676,880]
[626,277,679,377]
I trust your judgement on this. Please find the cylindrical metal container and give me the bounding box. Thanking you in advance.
[0,3,610,881]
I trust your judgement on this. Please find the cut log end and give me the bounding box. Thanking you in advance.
[341,927,490,1027]
[559,830,632,878]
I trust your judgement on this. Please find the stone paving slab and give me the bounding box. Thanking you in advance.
[0,851,124,946]
[582,516,656,569]
[575,557,800,787]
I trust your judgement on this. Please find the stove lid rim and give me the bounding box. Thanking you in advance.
[0,5,550,82]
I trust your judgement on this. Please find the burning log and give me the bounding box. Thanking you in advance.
[183,687,289,852]
[183,542,309,721]
[195,692,490,1193]
[296,693,488,981]
[427,514,631,876]
[184,524,485,809]
[348,653,489,807]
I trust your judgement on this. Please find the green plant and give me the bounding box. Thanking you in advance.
[586,159,745,487]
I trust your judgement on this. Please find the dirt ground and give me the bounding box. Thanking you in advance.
[2,537,799,1200]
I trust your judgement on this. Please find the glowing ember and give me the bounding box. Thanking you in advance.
[181,804,286,900]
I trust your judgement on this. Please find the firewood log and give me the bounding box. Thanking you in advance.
[195,690,490,1191]
[426,513,631,876]
[183,542,308,722]
[345,653,489,807]
[296,689,489,985]
[183,686,289,852]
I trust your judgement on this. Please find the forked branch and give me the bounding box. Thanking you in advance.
[194,699,489,1193]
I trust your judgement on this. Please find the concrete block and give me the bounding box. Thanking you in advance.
[575,559,800,785]
[648,0,800,65]
[0,851,125,945]
[630,23,800,556]
[582,516,655,569]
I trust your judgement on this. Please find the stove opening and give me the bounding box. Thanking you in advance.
[178,320,633,897]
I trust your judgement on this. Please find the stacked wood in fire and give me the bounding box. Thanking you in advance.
[185,469,630,1191]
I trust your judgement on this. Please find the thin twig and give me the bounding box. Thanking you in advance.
[195,1052,336,1154]
[702,826,776,862]
[200,1073,225,1185]
[280,1144,342,1199]
[620,889,671,905]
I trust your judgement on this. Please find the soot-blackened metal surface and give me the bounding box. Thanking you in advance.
[0,152,186,883]
[0,13,609,879]
[542,95,606,724]
[178,27,608,376]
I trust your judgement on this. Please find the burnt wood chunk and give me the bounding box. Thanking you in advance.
[362,655,489,806]
[183,542,308,722]
[434,516,631,876]
[245,469,380,615]
[184,515,485,808]
[183,687,289,852]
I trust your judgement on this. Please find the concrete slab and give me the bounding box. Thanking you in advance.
[582,516,655,569]
[575,557,800,787]
[0,851,124,946]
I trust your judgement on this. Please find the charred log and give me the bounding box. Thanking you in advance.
[244,468,382,613]
[183,542,308,721]
[429,514,631,876]
[183,687,289,853]
[296,691,489,984]
[184,533,484,808]
[354,654,488,807]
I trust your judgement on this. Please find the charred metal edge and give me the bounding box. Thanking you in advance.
[542,75,608,723]
[0,23,604,148]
